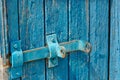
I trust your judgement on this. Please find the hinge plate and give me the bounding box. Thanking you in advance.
[9,41,23,79]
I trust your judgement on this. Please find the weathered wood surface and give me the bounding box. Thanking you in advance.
[0,0,2,58]
[0,0,9,80]
[69,0,89,80]
[0,0,8,65]
[2,0,120,80]
[89,0,109,80]
[6,0,20,80]
[110,0,120,80]
[45,0,68,80]
[19,0,45,80]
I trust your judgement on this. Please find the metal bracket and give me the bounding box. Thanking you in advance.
[9,34,91,79]
[46,34,66,67]
[9,41,23,79]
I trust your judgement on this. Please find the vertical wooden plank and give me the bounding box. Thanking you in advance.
[89,0,109,80]
[0,0,9,80]
[2,0,9,57]
[0,3,3,74]
[6,0,19,41]
[110,0,120,79]
[45,0,68,80]
[6,0,20,80]
[19,0,45,80]
[69,0,89,80]
[0,0,7,64]
[0,0,3,57]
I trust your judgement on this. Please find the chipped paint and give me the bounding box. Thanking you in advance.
[0,57,9,80]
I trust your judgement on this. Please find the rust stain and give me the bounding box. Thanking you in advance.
[84,42,92,53]
[60,46,66,58]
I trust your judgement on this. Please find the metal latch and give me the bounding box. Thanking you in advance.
[9,34,91,79]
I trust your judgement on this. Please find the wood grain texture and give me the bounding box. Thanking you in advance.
[6,0,20,80]
[110,0,120,80]
[19,0,45,80]
[6,0,19,41]
[0,0,3,58]
[0,0,7,64]
[0,0,9,80]
[89,0,109,80]
[45,0,68,80]
[69,0,89,80]
[2,0,8,57]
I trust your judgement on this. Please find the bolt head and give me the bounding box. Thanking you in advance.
[13,44,18,49]
[51,38,56,43]
[16,72,20,76]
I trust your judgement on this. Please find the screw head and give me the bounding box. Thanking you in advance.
[85,42,92,53]
[60,46,66,58]
[13,44,18,49]
[51,38,56,43]
[16,72,20,76]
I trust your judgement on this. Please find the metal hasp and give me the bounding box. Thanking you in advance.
[46,34,66,67]
[9,34,91,79]
[9,40,23,79]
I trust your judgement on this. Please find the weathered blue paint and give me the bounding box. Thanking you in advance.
[6,0,20,80]
[9,35,91,74]
[45,0,68,80]
[19,0,45,80]
[46,34,62,68]
[0,0,3,57]
[110,0,120,79]
[0,0,8,64]
[23,39,91,63]
[89,0,109,80]
[9,40,23,79]
[10,41,23,68]
[2,0,8,57]
[69,0,89,80]
[1,0,119,80]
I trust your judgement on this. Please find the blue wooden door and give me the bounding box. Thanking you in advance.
[1,0,118,80]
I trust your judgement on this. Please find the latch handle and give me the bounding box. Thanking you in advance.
[9,34,91,79]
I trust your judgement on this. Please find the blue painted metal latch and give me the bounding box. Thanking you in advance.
[9,34,91,79]
[9,40,23,79]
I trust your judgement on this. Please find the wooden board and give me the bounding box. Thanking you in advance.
[69,0,89,80]
[0,0,3,58]
[110,0,120,79]
[6,0,20,80]
[19,0,45,80]
[0,0,8,64]
[1,0,113,80]
[0,0,9,80]
[45,0,68,80]
[89,0,109,80]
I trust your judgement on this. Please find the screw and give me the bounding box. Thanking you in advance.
[60,46,66,58]
[85,42,92,53]
[13,44,18,49]
[16,72,20,76]
[51,38,56,43]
